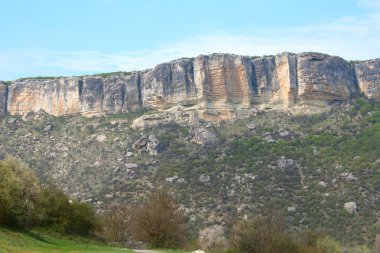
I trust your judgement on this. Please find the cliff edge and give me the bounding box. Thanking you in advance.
[1,52,379,124]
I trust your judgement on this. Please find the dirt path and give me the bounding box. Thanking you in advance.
[133,250,160,253]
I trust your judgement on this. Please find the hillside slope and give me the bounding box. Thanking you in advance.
[0,98,379,246]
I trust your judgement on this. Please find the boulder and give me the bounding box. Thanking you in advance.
[132,135,160,155]
[344,201,357,214]
[96,134,107,142]
[191,126,218,145]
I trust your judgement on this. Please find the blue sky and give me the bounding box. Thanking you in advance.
[1,0,379,80]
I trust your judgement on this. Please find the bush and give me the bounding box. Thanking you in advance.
[0,156,42,228]
[102,202,133,244]
[65,201,98,236]
[229,215,301,253]
[315,236,341,253]
[132,186,189,248]
[0,156,98,236]
[198,225,227,252]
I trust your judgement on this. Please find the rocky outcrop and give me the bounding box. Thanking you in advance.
[252,53,298,106]
[355,59,380,100]
[132,135,160,155]
[0,82,8,115]
[7,78,81,116]
[297,53,358,106]
[141,58,199,109]
[2,52,380,122]
[194,54,254,121]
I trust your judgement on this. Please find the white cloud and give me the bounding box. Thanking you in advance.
[0,0,379,80]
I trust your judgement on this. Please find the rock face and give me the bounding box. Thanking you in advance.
[194,54,254,121]
[252,53,298,106]
[0,82,8,115]
[355,59,380,100]
[2,53,380,122]
[132,135,160,155]
[297,53,358,106]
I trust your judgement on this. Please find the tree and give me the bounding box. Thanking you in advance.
[0,161,20,225]
[65,201,98,236]
[133,187,189,248]
[0,156,42,228]
[102,202,133,244]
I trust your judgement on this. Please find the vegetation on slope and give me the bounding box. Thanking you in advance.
[0,98,379,248]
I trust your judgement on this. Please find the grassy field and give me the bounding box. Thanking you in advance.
[0,228,132,253]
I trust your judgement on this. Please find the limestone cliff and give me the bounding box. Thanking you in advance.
[0,82,8,115]
[252,52,298,106]
[3,52,380,123]
[297,53,358,106]
[355,59,380,100]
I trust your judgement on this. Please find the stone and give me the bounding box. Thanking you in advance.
[277,156,295,170]
[165,176,178,183]
[125,163,138,169]
[199,174,211,183]
[44,124,53,132]
[132,135,160,155]
[96,134,107,142]
[287,206,296,212]
[344,201,357,214]
[131,106,198,129]
[191,126,218,145]
[125,151,133,157]
[177,178,186,184]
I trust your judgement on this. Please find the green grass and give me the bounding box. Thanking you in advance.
[0,228,131,253]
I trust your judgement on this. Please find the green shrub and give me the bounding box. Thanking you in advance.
[0,156,98,236]
[316,236,341,253]
[0,156,42,228]
[229,215,301,253]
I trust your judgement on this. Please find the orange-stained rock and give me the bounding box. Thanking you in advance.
[252,53,298,106]
[194,54,253,121]
[3,52,379,123]
[7,78,81,116]
[355,59,380,100]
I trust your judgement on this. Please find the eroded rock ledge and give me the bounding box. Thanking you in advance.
[1,52,379,122]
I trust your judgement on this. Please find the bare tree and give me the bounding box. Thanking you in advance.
[102,202,132,244]
[132,187,188,248]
